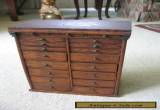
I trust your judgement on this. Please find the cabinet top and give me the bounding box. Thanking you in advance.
[8,20,131,36]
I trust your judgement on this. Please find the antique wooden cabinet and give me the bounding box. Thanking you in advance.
[9,20,131,96]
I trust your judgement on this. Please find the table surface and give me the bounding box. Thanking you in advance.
[9,20,131,31]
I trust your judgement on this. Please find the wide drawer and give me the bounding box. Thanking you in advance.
[71,63,117,72]
[72,71,116,80]
[71,53,119,63]
[23,51,67,62]
[26,61,68,70]
[72,86,114,96]
[21,46,66,52]
[29,68,69,78]
[73,79,115,88]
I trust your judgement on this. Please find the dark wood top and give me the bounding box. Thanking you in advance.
[8,19,132,36]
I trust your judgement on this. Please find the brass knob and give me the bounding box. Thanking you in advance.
[48,72,52,75]
[49,79,53,82]
[40,38,46,41]
[94,82,97,85]
[93,44,99,48]
[50,86,54,89]
[94,74,97,78]
[44,64,49,67]
[93,40,97,43]
[41,47,47,51]
[102,35,107,38]
[40,42,46,46]
[43,54,48,57]
[93,56,98,61]
[92,49,98,53]
[92,66,96,70]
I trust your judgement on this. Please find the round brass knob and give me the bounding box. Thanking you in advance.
[92,66,96,70]
[40,42,46,46]
[92,49,98,53]
[93,44,99,48]
[40,38,46,41]
[41,47,47,52]
[43,54,48,57]
[49,79,53,82]
[94,74,97,78]
[93,40,97,43]
[94,82,97,85]
[44,64,49,67]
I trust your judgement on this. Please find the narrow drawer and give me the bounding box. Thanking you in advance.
[19,33,65,42]
[71,48,121,54]
[21,46,66,52]
[29,68,69,78]
[20,41,66,47]
[72,71,116,80]
[73,79,115,88]
[30,76,70,85]
[70,38,122,44]
[72,86,114,96]
[26,61,68,70]
[71,63,117,72]
[70,42,121,49]
[32,82,70,92]
[71,53,119,63]
[23,51,67,62]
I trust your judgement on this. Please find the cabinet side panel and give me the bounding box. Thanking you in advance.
[14,34,33,89]
[114,40,127,96]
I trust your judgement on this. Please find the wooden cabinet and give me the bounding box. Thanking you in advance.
[8,20,131,96]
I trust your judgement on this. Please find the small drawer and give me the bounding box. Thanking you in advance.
[23,51,67,62]
[71,63,117,72]
[72,86,114,96]
[72,71,116,80]
[26,60,68,70]
[71,53,119,63]
[30,76,70,87]
[70,38,122,44]
[70,42,121,49]
[71,48,121,54]
[73,79,115,88]
[29,68,69,78]
[20,40,66,48]
[21,46,66,52]
[32,82,70,92]
[19,33,65,42]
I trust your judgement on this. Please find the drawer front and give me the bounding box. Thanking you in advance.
[21,46,66,52]
[26,61,68,70]
[73,79,115,88]
[72,71,116,80]
[30,76,70,91]
[71,48,121,54]
[71,53,119,63]
[20,35,66,47]
[23,51,67,62]
[32,82,70,92]
[70,38,122,48]
[29,68,69,78]
[71,63,117,72]
[19,33,65,42]
[72,86,114,96]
